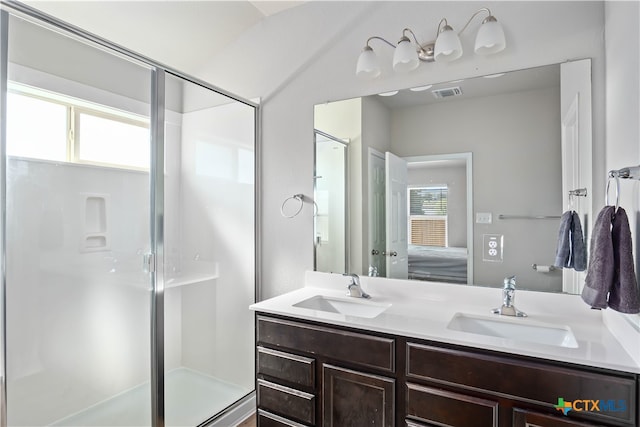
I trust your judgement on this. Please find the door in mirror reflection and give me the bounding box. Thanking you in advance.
[385,151,408,279]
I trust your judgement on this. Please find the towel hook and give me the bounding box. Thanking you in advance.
[567,188,587,212]
[605,174,620,211]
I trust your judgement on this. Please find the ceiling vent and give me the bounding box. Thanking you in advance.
[432,86,463,99]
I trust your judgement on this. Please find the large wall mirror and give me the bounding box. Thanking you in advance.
[314,60,593,294]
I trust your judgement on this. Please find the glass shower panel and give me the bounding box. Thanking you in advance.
[163,73,255,426]
[5,12,153,426]
[314,133,347,273]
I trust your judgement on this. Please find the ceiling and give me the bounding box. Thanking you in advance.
[24,1,306,75]
[374,63,560,110]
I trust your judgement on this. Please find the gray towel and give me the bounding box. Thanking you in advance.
[581,206,640,313]
[607,207,640,314]
[581,206,616,309]
[554,211,587,271]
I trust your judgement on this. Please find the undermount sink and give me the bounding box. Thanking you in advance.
[447,313,579,348]
[293,295,391,318]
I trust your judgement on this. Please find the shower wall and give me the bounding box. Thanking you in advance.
[6,159,152,425]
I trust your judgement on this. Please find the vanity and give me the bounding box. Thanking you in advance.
[250,272,639,427]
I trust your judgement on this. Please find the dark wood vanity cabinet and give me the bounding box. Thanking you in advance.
[255,314,638,427]
[256,315,396,426]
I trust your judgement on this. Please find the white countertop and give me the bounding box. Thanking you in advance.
[250,271,640,374]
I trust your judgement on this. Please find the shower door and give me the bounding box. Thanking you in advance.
[3,9,155,427]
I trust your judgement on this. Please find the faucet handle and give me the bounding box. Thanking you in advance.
[503,275,516,289]
[342,273,359,284]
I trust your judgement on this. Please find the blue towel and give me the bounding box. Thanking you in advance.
[554,211,572,268]
[571,211,587,271]
[554,211,587,271]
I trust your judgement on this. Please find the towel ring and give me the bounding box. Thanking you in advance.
[280,194,319,218]
[605,175,620,211]
[281,194,304,218]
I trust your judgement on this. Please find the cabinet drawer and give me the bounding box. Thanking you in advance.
[258,346,315,389]
[258,315,395,372]
[257,379,316,425]
[257,409,308,427]
[406,382,498,427]
[406,342,636,425]
[513,408,603,426]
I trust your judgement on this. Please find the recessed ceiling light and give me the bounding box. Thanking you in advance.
[409,84,433,92]
[483,73,505,79]
[378,91,399,97]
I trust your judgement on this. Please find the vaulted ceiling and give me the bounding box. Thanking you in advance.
[24,1,306,75]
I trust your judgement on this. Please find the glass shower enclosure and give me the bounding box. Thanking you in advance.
[0,3,257,427]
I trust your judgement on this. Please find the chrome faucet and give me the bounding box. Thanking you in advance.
[492,276,527,317]
[343,273,370,299]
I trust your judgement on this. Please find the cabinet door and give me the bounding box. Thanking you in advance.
[323,364,395,427]
[513,408,606,427]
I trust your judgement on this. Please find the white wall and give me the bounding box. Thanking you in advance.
[605,2,640,320]
[217,1,606,299]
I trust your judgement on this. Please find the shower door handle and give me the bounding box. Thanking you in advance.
[144,253,156,273]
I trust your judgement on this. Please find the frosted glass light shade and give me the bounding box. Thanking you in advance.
[474,17,506,55]
[434,26,463,62]
[392,38,419,72]
[356,46,381,78]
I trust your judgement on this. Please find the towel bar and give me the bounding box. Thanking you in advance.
[498,214,561,220]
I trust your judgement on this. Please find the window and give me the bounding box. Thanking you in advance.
[6,92,68,162]
[408,186,448,247]
[6,84,149,170]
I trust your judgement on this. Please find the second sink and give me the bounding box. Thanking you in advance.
[293,295,390,318]
[447,313,579,348]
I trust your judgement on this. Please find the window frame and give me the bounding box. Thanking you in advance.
[408,185,449,247]
[7,82,150,171]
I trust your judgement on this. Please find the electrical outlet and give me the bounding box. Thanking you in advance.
[483,234,503,262]
[476,212,492,224]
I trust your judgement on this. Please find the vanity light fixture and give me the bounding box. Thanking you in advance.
[356,7,506,78]
[409,84,433,92]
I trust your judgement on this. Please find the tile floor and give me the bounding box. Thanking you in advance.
[237,413,256,427]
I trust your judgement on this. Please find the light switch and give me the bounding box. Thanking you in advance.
[476,212,492,224]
